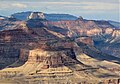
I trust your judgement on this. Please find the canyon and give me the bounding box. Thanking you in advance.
[0,12,120,84]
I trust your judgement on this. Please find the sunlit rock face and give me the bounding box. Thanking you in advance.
[28,12,45,20]
[27,49,63,68]
[86,28,102,36]
[0,17,5,20]
[104,28,113,34]
[21,48,77,69]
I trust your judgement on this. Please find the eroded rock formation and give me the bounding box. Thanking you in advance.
[28,12,45,20]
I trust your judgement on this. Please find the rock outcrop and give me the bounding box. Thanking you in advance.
[27,49,63,68]
[76,16,84,21]
[21,48,77,69]
[28,12,45,20]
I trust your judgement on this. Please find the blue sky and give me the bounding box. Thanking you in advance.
[0,0,119,22]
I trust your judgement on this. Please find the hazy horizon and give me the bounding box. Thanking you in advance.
[0,0,119,22]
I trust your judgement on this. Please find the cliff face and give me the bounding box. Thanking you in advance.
[26,49,77,68]
[0,28,38,69]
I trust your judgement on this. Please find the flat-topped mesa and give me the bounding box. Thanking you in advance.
[28,12,45,20]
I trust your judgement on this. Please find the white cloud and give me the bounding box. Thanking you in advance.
[12,3,27,8]
[39,1,118,10]
[0,2,27,9]
[22,1,118,11]
[81,2,118,10]
[0,1,118,11]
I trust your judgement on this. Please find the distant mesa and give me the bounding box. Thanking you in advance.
[11,11,78,21]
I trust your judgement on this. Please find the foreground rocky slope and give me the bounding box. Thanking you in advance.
[0,12,120,83]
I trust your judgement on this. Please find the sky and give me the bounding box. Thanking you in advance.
[0,0,119,22]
